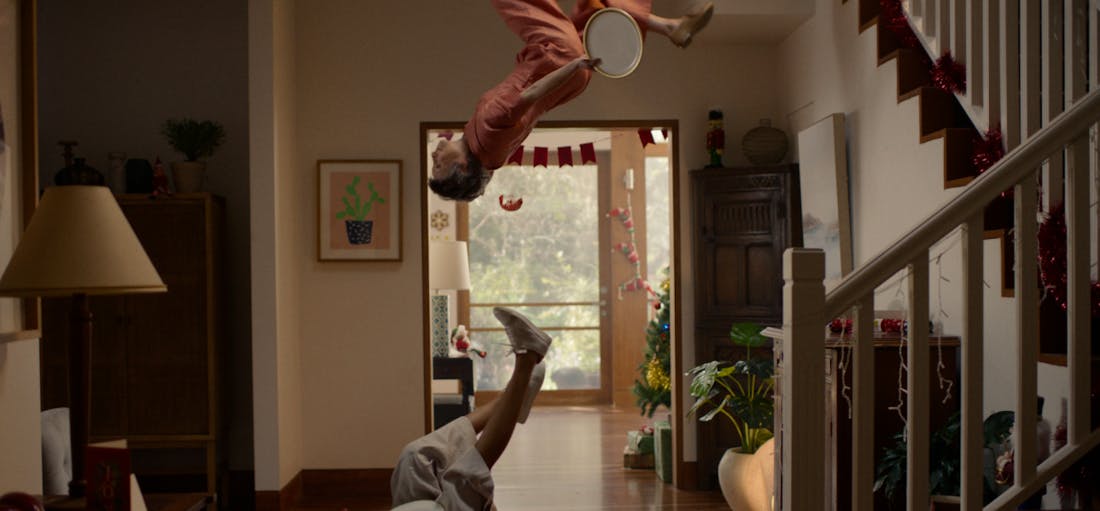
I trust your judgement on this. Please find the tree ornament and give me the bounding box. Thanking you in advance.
[645,356,671,392]
[499,194,523,212]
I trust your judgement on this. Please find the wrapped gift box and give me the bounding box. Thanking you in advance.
[627,429,654,454]
[654,420,672,483]
[623,446,655,469]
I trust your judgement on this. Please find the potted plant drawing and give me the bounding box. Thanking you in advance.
[336,176,385,245]
[161,118,226,193]
[687,321,775,511]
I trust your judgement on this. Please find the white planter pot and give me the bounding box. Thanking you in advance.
[171,161,206,193]
[717,441,774,511]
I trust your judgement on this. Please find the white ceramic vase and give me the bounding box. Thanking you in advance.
[717,440,774,511]
[171,161,206,193]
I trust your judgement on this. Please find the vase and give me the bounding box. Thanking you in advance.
[345,220,374,245]
[742,119,789,165]
[717,446,771,511]
[171,161,206,193]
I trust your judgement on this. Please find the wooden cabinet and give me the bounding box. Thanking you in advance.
[691,165,801,489]
[40,193,224,496]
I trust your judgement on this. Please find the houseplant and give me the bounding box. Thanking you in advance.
[335,176,385,244]
[161,118,226,192]
[688,321,775,511]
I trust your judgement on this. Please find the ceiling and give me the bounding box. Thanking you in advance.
[663,0,814,44]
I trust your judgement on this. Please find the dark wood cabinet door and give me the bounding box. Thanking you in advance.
[691,165,800,489]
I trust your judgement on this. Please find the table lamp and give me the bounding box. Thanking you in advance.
[0,185,166,497]
[428,241,471,357]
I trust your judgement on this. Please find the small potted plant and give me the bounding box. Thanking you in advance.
[336,176,385,244]
[161,118,226,193]
[687,322,775,511]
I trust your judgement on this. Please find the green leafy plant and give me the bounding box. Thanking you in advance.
[687,322,775,454]
[873,411,1016,507]
[335,176,385,221]
[161,118,226,161]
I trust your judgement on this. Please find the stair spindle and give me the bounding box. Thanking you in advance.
[852,297,875,511]
[907,254,931,511]
[1014,175,1039,485]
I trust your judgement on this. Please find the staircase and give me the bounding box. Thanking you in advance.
[778,1,1100,510]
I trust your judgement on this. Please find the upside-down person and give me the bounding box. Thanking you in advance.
[429,0,714,202]
[390,308,553,510]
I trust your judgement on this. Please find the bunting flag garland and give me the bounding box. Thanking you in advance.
[580,142,596,164]
[532,146,549,167]
[637,128,655,147]
[557,146,573,167]
[507,145,524,166]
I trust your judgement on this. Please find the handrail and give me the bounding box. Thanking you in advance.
[823,87,1100,320]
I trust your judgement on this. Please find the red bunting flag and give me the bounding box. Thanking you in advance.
[661,128,668,140]
[532,146,549,167]
[557,146,573,167]
[579,142,596,164]
[637,128,655,147]
[507,145,524,166]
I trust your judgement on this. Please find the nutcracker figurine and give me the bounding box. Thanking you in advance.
[705,109,725,168]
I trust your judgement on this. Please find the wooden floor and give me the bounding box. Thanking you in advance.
[292,405,729,510]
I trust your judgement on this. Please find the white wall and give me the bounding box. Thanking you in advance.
[36,0,255,471]
[0,339,42,494]
[249,0,303,491]
[777,0,1063,433]
[286,0,782,468]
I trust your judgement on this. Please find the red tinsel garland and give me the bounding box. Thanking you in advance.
[971,127,1005,173]
[1037,203,1100,317]
[932,51,966,93]
[879,0,933,67]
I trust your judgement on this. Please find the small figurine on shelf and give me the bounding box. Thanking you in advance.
[151,157,172,198]
[705,109,725,168]
[450,324,486,358]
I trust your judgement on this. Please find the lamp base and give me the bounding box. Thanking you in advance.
[430,295,451,357]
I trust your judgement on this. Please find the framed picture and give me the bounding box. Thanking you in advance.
[0,0,39,340]
[318,159,402,261]
[796,113,852,292]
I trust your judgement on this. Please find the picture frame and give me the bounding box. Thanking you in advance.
[796,113,852,292]
[0,0,40,340]
[317,159,402,261]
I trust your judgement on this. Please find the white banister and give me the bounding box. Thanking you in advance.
[961,215,985,511]
[1067,132,1092,443]
[1044,0,1067,210]
[852,297,875,511]
[906,254,931,511]
[823,87,1100,320]
[953,0,968,65]
[984,0,1002,127]
[937,0,951,53]
[988,428,1100,510]
[1021,0,1043,140]
[781,248,826,511]
[1000,0,1021,150]
[1014,175,1039,485]
[969,0,986,107]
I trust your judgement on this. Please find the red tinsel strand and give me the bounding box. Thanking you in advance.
[1037,204,1100,317]
[879,0,932,68]
[932,51,967,93]
[971,127,1006,184]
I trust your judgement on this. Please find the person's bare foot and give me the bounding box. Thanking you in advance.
[670,1,714,48]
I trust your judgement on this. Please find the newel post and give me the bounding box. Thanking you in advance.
[780,248,827,511]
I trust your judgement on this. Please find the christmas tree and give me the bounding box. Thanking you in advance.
[633,267,671,417]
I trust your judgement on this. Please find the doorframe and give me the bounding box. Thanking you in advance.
[418,119,687,486]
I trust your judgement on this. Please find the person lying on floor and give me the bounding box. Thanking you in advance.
[390,307,552,511]
[429,0,714,202]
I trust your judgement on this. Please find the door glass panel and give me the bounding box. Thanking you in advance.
[467,164,600,391]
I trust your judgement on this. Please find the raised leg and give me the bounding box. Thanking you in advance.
[474,352,538,469]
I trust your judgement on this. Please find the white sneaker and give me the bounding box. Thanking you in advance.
[493,307,552,360]
[518,362,546,424]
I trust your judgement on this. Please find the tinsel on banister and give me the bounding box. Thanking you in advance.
[932,51,966,93]
[1037,203,1100,316]
[879,0,932,68]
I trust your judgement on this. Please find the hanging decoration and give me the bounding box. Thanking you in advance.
[484,128,667,168]
[1038,203,1100,317]
[607,200,654,299]
[931,51,966,94]
[499,194,523,212]
[879,0,931,67]
[971,126,1006,174]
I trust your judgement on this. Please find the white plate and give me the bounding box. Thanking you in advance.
[583,8,643,79]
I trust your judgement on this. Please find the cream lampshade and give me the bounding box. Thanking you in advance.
[0,185,166,498]
[428,240,471,292]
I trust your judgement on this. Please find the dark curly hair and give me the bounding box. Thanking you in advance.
[429,153,490,202]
